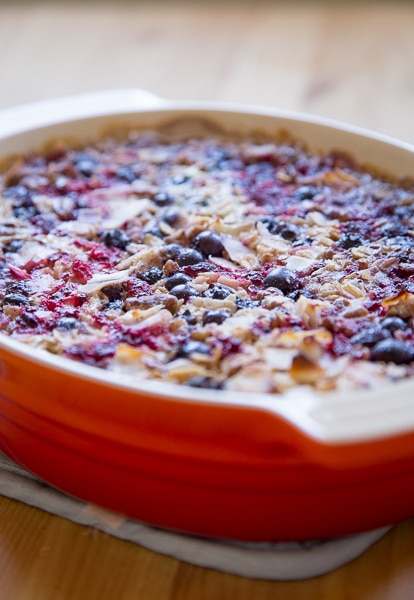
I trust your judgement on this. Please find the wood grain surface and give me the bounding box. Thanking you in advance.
[1,2,414,598]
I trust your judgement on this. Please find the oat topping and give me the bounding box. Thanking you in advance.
[1,130,414,394]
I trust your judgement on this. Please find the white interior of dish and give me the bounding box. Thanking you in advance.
[1,89,414,446]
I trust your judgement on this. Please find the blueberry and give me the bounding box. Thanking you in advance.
[187,376,223,390]
[258,216,279,234]
[202,309,231,325]
[116,166,136,182]
[162,243,184,261]
[139,267,163,285]
[5,281,30,295]
[176,340,210,357]
[235,296,261,310]
[9,186,38,220]
[181,309,197,325]
[193,231,225,257]
[17,312,38,327]
[2,293,28,306]
[13,205,38,220]
[164,272,191,290]
[169,283,199,300]
[338,233,364,249]
[206,147,231,169]
[350,327,391,347]
[145,225,166,239]
[176,248,204,267]
[263,267,299,295]
[107,299,124,310]
[161,208,181,227]
[259,217,299,241]
[387,236,414,247]
[381,316,408,332]
[4,185,32,202]
[277,223,299,241]
[100,229,130,250]
[32,214,58,234]
[76,158,96,177]
[381,222,407,238]
[3,239,25,253]
[203,284,233,300]
[101,284,124,302]
[395,205,414,221]
[294,186,318,201]
[172,174,189,185]
[371,339,414,364]
[152,192,174,206]
[56,316,78,330]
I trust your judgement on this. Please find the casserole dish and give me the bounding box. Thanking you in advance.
[0,89,414,542]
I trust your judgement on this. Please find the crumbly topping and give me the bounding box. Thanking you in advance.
[0,130,414,394]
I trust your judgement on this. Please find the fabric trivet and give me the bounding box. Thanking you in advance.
[0,452,391,580]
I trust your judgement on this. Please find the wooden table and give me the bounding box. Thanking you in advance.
[1,1,414,598]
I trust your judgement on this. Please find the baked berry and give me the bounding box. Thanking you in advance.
[176,248,204,267]
[169,283,199,299]
[152,192,174,206]
[3,239,25,253]
[294,186,318,201]
[56,316,79,330]
[203,284,233,300]
[381,316,408,332]
[101,284,125,302]
[2,293,28,305]
[5,281,30,295]
[263,267,299,295]
[100,229,130,250]
[76,157,96,177]
[164,273,191,290]
[163,243,184,261]
[145,225,166,239]
[235,296,261,309]
[187,376,223,389]
[13,204,38,220]
[139,267,163,284]
[193,231,225,257]
[116,166,136,182]
[17,312,38,328]
[161,208,181,226]
[351,327,391,347]
[172,174,189,185]
[278,223,299,241]
[181,309,197,325]
[338,233,364,249]
[4,185,32,201]
[259,217,299,241]
[202,309,231,325]
[371,339,414,364]
[381,222,407,238]
[176,340,210,357]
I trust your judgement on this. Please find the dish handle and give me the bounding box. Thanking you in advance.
[0,89,167,138]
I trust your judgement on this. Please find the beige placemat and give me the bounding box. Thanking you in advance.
[0,452,390,581]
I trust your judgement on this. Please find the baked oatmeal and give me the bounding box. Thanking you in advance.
[0,128,413,394]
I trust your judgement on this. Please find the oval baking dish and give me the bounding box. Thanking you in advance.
[1,89,414,542]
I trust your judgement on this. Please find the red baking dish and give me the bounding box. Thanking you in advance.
[1,89,414,542]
